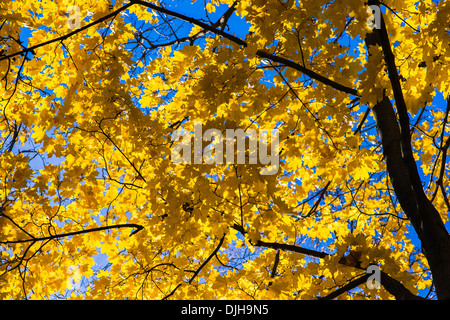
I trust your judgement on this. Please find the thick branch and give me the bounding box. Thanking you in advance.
[254,239,328,259]
[370,2,425,201]
[270,250,280,278]
[256,50,359,96]
[231,223,424,300]
[379,271,426,300]
[232,223,327,259]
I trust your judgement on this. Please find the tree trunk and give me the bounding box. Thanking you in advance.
[366,1,450,299]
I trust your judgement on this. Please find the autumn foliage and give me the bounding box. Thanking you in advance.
[1,0,450,300]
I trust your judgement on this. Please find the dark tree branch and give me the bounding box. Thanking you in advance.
[255,240,329,259]
[131,0,247,47]
[0,211,35,240]
[267,249,280,287]
[231,223,328,259]
[0,3,134,62]
[318,273,370,300]
[231,223,424,300]
[97,118,147,183]
[255,50,359,96]
[431,96,450,207]
[317,269,427,300]
[162,283,183,300]
[0,0,245,65]
[162,234,226,299]
[304,181,331,218]
[7,121,21,152]
[0,223,144,244]
[370,3,422,195]
[354,107,371,135]
[189,234,226,284]
[379,271,426,300]
[270,249,280,278]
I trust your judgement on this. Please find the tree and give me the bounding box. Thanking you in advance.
[1,0,449,300]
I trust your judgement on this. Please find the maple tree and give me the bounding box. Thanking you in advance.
[1,0,450,300]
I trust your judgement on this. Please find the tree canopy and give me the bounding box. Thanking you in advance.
[1,0,450,300]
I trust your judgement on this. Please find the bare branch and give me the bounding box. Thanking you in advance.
[131,0,247,47]
[255,50,359,96]
[189,234,226,283]
[318,273,370,300]
[231,223,425,299]
[0,223,144,244]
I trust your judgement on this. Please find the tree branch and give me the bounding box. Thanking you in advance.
[254,239,328,259]
[189,233,226,283]
[0,223,144,244]
[231,223,424,299]
[255,50,359,96]
[162,234,226,299]
[270,249,280,278]
[0,0,245,65]
[137,3,237,51]
[97,118,147,183]
[131,0,247,47]
[379,271,426,300]
[354,107,371,135]
[304,181,331,218]
[0,3,134,62]
[318,273,370,300]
